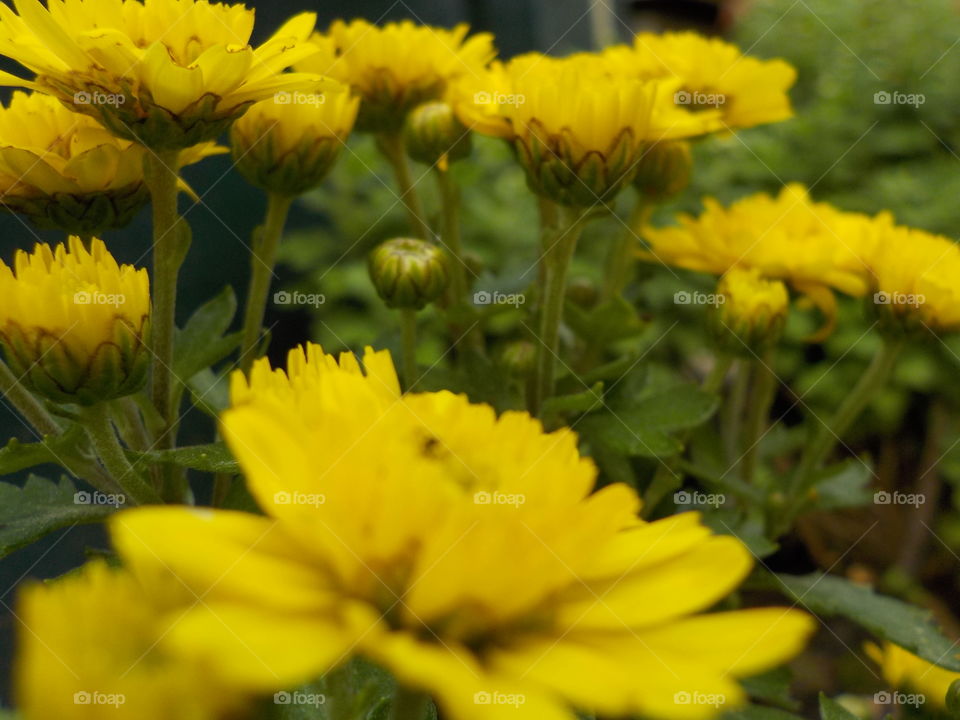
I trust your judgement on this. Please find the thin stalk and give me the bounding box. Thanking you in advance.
[741,350,777,483]
[435,169,467,301]
[793,336,904,490]
[723,360,751,466]
[143,149,187,442]
[530,207,586,416]
[388,686,429,720]
[379,132,430,239]
[240,193,294,372]
[602,197,651,302]
[703,354,734,395]
[82,404,161,505]
[399,309,418,392]
[0,358,59,436]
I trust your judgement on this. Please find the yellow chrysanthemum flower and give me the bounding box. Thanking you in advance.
[866,642,960,708]
[15,559,256,720]
[866,217,960,334]
[0,237,150,404]
[0,0,325,149]
[0,90,223,234]
[642,184,875,337]
[611,32,797,130]
[231,81,359,196]
[714,267,789,352]
[298,20,495,132]
[112,344,814,720]
[454,53,721,207]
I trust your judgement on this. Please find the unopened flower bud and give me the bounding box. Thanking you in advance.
[368,238,450,310]
[0,238,150,405]
[403,101,471,170]
[633,141,693,201]
[500,341,536,376]
[711,268,789,354]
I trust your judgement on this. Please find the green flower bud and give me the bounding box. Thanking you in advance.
[566,277,598,309]
[633,141,693,201]
[368,238,450,310]
[403,101,472,170]
[710,268,789,355]
[500,341,536,377]
[946,679,960,718]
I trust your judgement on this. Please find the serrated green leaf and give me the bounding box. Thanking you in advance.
[810,459,875,510]
[740,668,800,711]
[580,414,683,458]
[818,693,860,720]
[541,382,604,415]
[774,573,960,671]
[0,475,116,557]
[174,287,241,380]
[187,367,231,419]
[131,444,239,474]
[565,295,648,347]
[0,424,87,475]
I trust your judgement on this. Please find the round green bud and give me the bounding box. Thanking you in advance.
[403,101,472,170]
[368,238,450,310]
[500,341,536,377]
[947,679,960,719]
[633,141,693,201]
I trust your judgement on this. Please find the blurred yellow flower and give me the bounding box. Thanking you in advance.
[454,53,721,206]
[113,344,814,720]
[866,217,960,334]
[0,91,222,235]
[866,642,960,708]
[299,20,495,132]
[715,267,790,352]
[641,184,875,337]
[15,560,254,720]
[0,0,325,149]
[231,81,359,196]
[0,237,150,404]
[624,32,797,130]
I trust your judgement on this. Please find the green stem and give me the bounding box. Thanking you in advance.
[82,404,161,505]
[602,196,651,302]
[388,686,429,720]
[143,149,187,443]
[379,132,430,239]
[703,354,734,395]
[435,169,466,301]
[780,335,904,532]
[530,207,586,416]
[400,309,418,392]
[723,360,751,465]
[741,350,777,483]
[0,358,59,436]
[240,193,294,373]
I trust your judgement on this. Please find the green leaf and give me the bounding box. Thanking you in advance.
[0,424,87,475]
[174,287,241,380]
[565,296,648,347]
[810,459,875,510]
[581,383,719,458]
[818,694,860,720]
[131,444,239,475]
[0,475,117,558]
[187,367,231,419]
[740,668,800,711]
[541,382,604,415]
[774,573,960,671]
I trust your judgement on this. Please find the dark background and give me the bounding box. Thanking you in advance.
[0,0,735,706]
